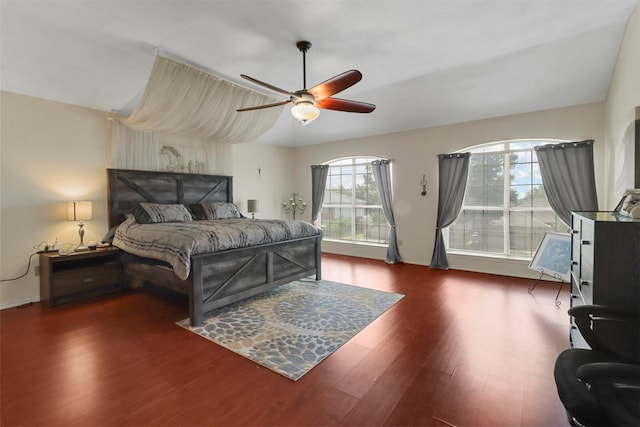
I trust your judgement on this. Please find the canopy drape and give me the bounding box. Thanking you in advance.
[110,51,283,174]
[109,121,231,174]
[123,54,283,142]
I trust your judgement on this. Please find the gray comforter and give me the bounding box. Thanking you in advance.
[113,216,321,280]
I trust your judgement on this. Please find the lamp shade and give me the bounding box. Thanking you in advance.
[67,201,92,221]
[247,199,259,213]
[290,102,320,125]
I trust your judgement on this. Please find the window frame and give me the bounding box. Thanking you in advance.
[445,139,567,259]
[318,156,388,246]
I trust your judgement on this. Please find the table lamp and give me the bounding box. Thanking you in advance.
[247,199,259,219]
[67,200,92,251]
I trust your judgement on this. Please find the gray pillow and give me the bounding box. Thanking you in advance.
[193,202,242,220]
[133,203,193,224]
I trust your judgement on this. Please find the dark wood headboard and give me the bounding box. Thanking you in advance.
[107,168,233,228]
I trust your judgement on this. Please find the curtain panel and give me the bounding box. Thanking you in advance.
[430,152,471,269]
[372,160,402,264]
[534,140,599,226]
[311,165,330,223]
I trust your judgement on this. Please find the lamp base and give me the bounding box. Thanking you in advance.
[74,222,89,251]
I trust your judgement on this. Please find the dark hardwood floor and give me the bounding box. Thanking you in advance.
[1,254,570,426]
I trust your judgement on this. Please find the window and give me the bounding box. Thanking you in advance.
[447,140,565,258]
[319,157,388,244]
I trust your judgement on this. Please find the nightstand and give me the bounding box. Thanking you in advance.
[39,247,122,307]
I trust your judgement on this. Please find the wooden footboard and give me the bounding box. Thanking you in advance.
[123,234,322,326]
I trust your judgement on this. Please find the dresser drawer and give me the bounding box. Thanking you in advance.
[577,264,594,304]
[570,275,586,306]
[580,219,594,241]
[52,264,119,297]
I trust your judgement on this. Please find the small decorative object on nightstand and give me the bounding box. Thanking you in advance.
[282,193,306,219]
[39,247,122,307]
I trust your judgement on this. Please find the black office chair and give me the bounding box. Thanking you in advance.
[554,304,640,427]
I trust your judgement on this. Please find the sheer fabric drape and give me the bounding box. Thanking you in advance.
[123,54,282,141]
[311,165,329,224]
[534,140,599,227]
[110,121,231,174]
[110,52,282,173]
[430,153,471,269]
[372,160,402,264]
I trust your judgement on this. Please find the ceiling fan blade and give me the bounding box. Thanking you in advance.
[236,100,291,112]
[317,97,376,113]
[308,70,363,101]
[240,74,295,98]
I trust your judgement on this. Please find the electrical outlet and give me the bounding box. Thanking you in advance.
[34,266,40,277]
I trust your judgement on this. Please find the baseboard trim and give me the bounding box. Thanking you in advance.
[0,298,40,310]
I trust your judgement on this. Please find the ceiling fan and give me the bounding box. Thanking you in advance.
[236,41,375,125]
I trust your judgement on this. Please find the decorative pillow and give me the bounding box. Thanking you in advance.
[133,203,193,224]
[192,202,242,220]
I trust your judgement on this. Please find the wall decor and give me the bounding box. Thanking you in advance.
[159,145,204,173]
[420,174,427,196]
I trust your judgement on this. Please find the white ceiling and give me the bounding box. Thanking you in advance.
[1,0,637,147]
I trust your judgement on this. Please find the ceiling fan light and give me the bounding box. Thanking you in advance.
[291,101,320,125]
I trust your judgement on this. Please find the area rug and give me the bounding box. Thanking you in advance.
[177,278,404,381]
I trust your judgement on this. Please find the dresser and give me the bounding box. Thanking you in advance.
[570,211,640,350]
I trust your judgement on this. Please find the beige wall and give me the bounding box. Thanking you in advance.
[605,1,640,207]
[292,102,605,278]
[1,92,110,308]
[230,141,294,219]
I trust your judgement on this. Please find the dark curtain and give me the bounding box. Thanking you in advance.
[372,160,402,264]
[311,165,329,223]
[534,140,599,227]
[430,153,471,269]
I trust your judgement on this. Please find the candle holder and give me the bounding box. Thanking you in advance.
[282,193,306,219]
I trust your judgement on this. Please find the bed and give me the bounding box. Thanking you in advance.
[107,168,322,326]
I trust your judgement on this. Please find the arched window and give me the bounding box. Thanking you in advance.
[319,157,388,244]
[446,140,565,258]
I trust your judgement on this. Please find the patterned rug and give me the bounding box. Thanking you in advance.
[177,278,404,381]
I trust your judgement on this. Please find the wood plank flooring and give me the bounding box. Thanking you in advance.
[1,254,571,426]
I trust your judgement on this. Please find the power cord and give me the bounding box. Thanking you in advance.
[0,252,39,282]
[0,242,57,282]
